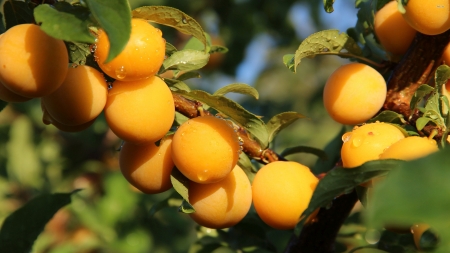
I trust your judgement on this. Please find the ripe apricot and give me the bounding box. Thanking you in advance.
[42,65,107,126]
[171,115,240,184]
[119,135,174,194]
[0,81,31,103]
[104,76,174,144]
[95,18,165,81]
[252,161,319,230]
[189,165,252,229]
[323,63,387,125]
[341,122,405,168]
[379,136,439,160]
[0,24,68,98]
[374,1,416,55]
[402,0,450,35]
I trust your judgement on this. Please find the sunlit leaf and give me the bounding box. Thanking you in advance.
[164,79,191,92]
[65,42,91,65]
[132,6,207,51]
[410,84,434,111]
[174,90,269,147]
[161,49,209,72]
[213,83,259,100]
[34,4,95,43]
[295,160,401,236]
[210,45,228,54]
[416,117,431,131]
[0,191,77,253]
[266,112,306,143]
[366,148,450,252]
[237,152,257,179]
[3,0,32,30]
[323,0,335,13]
[178,200,195,214]
[177,71,201,81]
[85,0,131,63]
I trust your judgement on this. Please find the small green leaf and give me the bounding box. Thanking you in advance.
[280,146,327,160]
[86,0,131,63]
[65,42,91,65]
[132,6,207,51]
[0,191,77,253]
[312,126,347,174]
[266,112,306,143]
[323,0,335,13]
[165,42,178,56]
[3,1,33,30]
[295,160,402,236]
[164,78,192,92]
[161,49,209,72]
[184,34,208,51]
[237,152,256,176]
[435,65,450,90]
[177,71,201,81]
[213,83,259,100]
[410,84,434,111]
[170,168,191,202]
[34,4,95,43]
[178,200,195,214]
[397,0,407,14]
[174,89,269,147]
[291,30,363,73]
[210,45,228,54]
[0,100,7,113]
[283,54,295,72]
[368,111,405,125]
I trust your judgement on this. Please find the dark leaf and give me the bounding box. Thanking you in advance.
[3,1,33,30]
[266,112,306,143]
[312,126,347,174]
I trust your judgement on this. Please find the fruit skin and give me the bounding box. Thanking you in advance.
[41,100,95,132]
[119,135,174,194]
[341,122,405,168]
[402,0,450,35]
[171,115,240,184]
[0,81,31,103]
[189,165,252,229]
[42,65,108,126]
[0,24,68,98]
[374,1,417,55]
[104,76,175,144]
[95,18,165,81]
[379,136,439,160]
[252,161,319,230]
[323,63,387,125]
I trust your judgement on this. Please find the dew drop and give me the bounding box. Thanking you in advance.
[352,137,362,148]
[198,170,208,182]
[115,66,127,80]
[182,18,187,24]
[342,132,351,143]
[155,28,162,36]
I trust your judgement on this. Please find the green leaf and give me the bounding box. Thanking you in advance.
[410,84,434,111]
[184,34,209,51]
[170,167,195,213]
[132,6,207,51]
[210,45,228,54]
[161,49,210,72]
[174,89,269,147]
[66,42,91,65]
[312,126,347,174]
[283,54,295,72]
[164,79,191,92]
[0,191,76,253]
[365,147,450,252]
[295,160,402,236]
[85,0,131,63]
[3,1,33,30]
[165,42,178,56]
[178,200,195,214]
[213,83,259,100]
[376,0,392,10]
[367,110,405,125]
[291,30,363,73]
[237,152,256,177]
[177,71,201,81]
[34,4,95,43]
[280,146,327,160]
[397,0,406,14]
[266,112,306,143]
[323,0,335,13]
[435,65,450,91]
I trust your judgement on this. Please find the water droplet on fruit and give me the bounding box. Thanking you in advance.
[352,138,362,148]
[155,29,162,36]
[342,132,351,143]
[198,170,208,182]
[115,66,127,80]
[90,44,97,53]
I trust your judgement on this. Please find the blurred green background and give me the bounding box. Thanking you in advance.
[0,0,359,252]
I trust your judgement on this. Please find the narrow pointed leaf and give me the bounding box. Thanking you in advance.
[161,49,209,72]
[213,83,259,100]
[266,112,306,143]
[177,71,201,81]
[85,0,131,63]
[178,200,195,214]
[170,168,190,202]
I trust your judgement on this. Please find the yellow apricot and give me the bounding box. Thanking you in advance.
[42,65,107,126]
[402,0,450,35]
[0,81,31,103]
[380,136,439,160]
[252,161,319,230]
[104,76,174,144]
[374,1,417,55]
[95,18,165,81]
[189,165,252,229]
[323,63,387,125]
[119,135,174,194]
[0,24,68,98]
[171,115,240,184]
[341,122,405,168]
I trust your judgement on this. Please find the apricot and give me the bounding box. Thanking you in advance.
[171,115,240,184]
[323,63,387,125]
[42,65,107,126]
[252,161,319,230]
[189,165,252,229]
[95,18,165,81]
[341,122,405,168]
[374,1,417,55]
[379,136,439,160]
[0,24,68,98]
[41,101,95,132]
[119,135,174,194]
[0,81,31,103]
[104,76,174,144]
[402,0,450,35]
